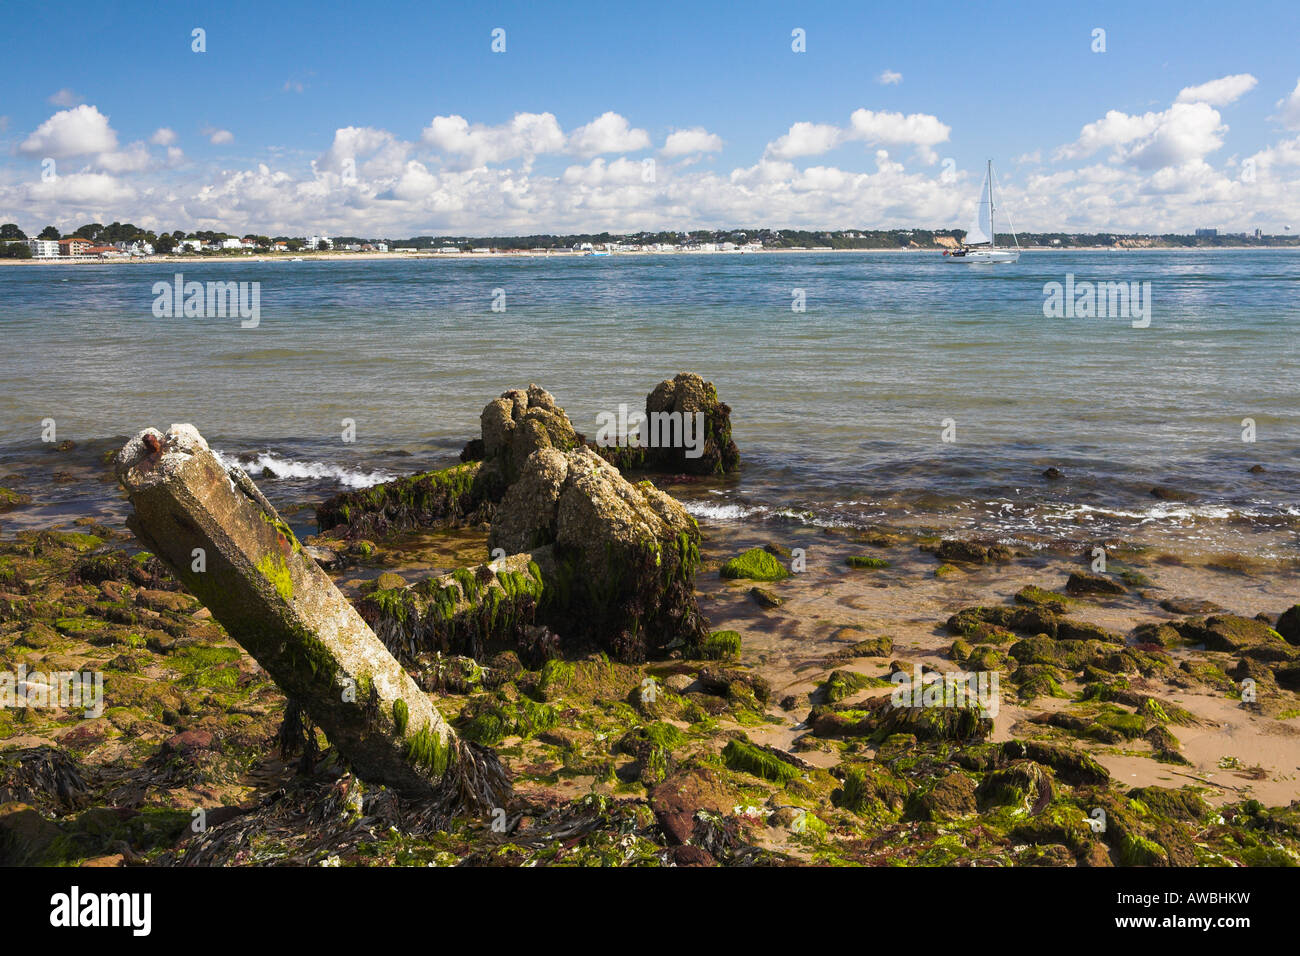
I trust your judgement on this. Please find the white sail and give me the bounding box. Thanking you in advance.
[965,170,993,245]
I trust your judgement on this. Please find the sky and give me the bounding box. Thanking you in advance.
[2,0,1299,237]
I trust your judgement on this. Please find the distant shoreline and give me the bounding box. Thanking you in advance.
[2,245,1297,266]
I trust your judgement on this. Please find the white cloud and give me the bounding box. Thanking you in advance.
[765,110,949,163]
[316,126,410,180]
[204,127,235,145]
[848,109,950,163]
[1275,79,1300,130]
[19,105,118,158]
[661,127,723,156]
[765,122,843,160]
[1055,101,1225,169]
[150,127,177,146]
[567,111,651,157]
[422,112,566,167]
[48,89,83,107]
[97,142,152,174]
[1176,73,1257,106]
[878,70,903,86]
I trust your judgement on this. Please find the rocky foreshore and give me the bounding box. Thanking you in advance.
[1,378,1299,867]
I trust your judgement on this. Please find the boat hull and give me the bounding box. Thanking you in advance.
[945,249,1019,264]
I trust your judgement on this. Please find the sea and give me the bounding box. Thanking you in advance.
[2,249,1298,558]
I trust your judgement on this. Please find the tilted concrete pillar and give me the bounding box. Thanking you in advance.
[115,424,509,811]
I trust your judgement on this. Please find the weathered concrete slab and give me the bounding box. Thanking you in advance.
[115,424,509,810]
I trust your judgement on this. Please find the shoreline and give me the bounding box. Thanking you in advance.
[2,245,1297,266]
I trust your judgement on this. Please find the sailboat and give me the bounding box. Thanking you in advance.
[946,160,1019,264]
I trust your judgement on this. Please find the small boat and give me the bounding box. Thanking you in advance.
[584,250,611,257]
[945,160,1019,264]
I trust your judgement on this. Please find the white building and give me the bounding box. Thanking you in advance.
[26,239,59,258]
[308,235,333,250]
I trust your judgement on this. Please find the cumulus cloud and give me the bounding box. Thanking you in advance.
[878,70,903,86]
[19,105,118,158]
[5,95,1300,241]
[97,142,153,174]
[661,127,723,156]
[422,112,566,167]
[1176,73,1257,106]
[765,122,844,160]
[317,126,410,180]
[1275,79,1300,130]
[567,111,651,157]
[1055,101,1226,169]
[765,109,949,163]
[203,127,234,145]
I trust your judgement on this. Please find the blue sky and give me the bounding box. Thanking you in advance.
[3,0,1299,235]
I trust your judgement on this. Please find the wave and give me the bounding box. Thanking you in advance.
[213,450,395,489]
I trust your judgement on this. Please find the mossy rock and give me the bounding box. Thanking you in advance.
[1014,585,1074,613]
[722,739,802,784]
[749,586,783,609]
[903,772,977,822]
[833,762,909,816]
[975,760,1054,812]
[845,556,890,570]
[720,548,789,582]
[1127,786,1208,822]
[701,630,742,660]
[0,488,32,513]
[1065,570,1126,596]
[821,669,874,704]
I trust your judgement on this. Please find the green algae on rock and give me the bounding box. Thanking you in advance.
[720,547,789,582]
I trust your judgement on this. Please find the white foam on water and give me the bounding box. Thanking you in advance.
[213,450,395,489]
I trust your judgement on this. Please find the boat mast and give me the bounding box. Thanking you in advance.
[987,159,995,249]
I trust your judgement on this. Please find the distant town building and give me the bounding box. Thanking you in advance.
[1195,228,1218,238]
[58,237,92,256]
[26,239,59,258]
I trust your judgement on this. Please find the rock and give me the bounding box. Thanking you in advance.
[0,488,32,513]
[1248,464,1265,474]
[1042,467,1063,480]
[720,547,788,581]
[1056,619,1124,644]
[499,446,708,662]
[316,461,488,537]
[1275,605,1300,646]
[649,768,737,845]
[749,586,783,609]
[488,447,570,554]
[639,372,740,476]
[1065,570,1126,596]
[1175,614,1294,660]
[0,802,62,865]
[699,665,771,704]
[134,588,198,613]
[935,539,1012,564]
[976,761,1054,812]
[480,384,580,491]
[904,772,977,821]
[1159,596,1225,615]
[1150,485,1195,502]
